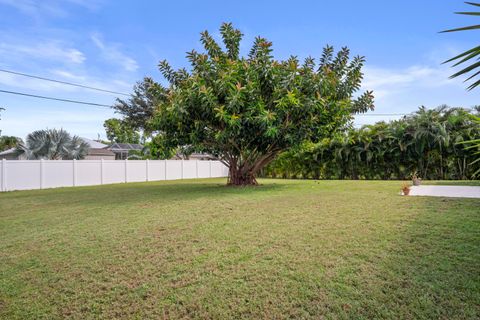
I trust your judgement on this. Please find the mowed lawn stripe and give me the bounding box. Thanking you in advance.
[0,179,479,319]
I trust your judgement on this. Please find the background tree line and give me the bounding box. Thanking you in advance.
[262,105,480,180]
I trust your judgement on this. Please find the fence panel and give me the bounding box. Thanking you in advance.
[103,160,125,184]
[211,161,227,177]
[183,160,197,179]
[0,160,4,191]
[148,160,166,181]
[127,160,147,182]
[76,161,102,186]
[197,161,211,178]
[0,159,228,192]
[4,160,41,190]
[44,160,74,188]
[165,160,182,180]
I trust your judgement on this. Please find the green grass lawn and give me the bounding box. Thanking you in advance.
[1,179,479,319]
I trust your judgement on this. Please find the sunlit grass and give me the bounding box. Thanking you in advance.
[1,179,479,319]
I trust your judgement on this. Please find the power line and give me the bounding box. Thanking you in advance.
[0,89,112,108]
[0,68,130,96]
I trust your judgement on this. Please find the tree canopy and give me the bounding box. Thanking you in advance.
[0,136,21,152]
[0,107,22,152]
[104,118,141,144]
[145,23,373,185]
[112,78,158,131]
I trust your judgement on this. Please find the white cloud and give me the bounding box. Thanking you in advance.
[50,69,87,81]
[363,65,454,90]
[0,68,132,97]
[91,33,139,72]
[0,41,85,64]
[64,0,103,11]
[355,63,478,126]
[48,69,133,93]
[0,0,102,18]
[0,71,78,92]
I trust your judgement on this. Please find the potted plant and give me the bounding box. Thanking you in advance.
[402,182,411,196]
[411,171,422,186]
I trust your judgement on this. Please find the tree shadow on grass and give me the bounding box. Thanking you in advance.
[0,179,289,214]
[333,196,480,319]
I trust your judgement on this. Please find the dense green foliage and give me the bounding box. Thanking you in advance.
[103,118,141,144]
[442,2,480,90]
[0,135,21,152]
[0,107,21,152]
[111,79,178,159]
[147,23,373,185]
[461,115,480,177]
[112,78,158,131]
[16,128,89,160]
[264,106,480,180]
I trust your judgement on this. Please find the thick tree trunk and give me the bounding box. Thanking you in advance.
[225,152,279,186]
[228,166,258,186]
[223,149,280,186]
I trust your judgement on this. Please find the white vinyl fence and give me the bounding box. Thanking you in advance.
[0,159,229,192]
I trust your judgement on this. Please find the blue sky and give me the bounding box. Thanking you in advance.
[0,0,478,140]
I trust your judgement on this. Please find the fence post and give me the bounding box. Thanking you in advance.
[209,160,212,178]
[125,159,128,183]
[40,159,44,189]
[73,159,77,186]
[1,159,6,191]
[100,159,104,185]
[146,159,149,182]
[181,159,184,179]
[164,159,167,180]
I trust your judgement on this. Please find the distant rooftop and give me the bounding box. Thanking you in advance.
[87,148,115,156]
[108,143,143,151]
[80,137,108,149]
[0,148,16,156]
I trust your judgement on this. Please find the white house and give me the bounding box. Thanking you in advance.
[80,138,115,160]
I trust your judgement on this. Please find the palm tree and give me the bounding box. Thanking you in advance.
[262,105,479,180]
[408,106,449,178]
[441,2,480,90]
[16,129,89,160]
[459,115,480,177]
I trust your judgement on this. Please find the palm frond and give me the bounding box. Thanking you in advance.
[442,2,480,90]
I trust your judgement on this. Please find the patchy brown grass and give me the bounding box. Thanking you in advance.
[0,179,479,319]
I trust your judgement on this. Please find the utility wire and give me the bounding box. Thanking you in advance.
[0,88,410,114]
[0,68,130,96]
[0,89,112,108]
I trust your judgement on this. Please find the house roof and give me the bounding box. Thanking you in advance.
[87,148,115,156]
[172,152,217,160]
[80,137,108,149]
[0,148,16,156]
[108,143,143,151]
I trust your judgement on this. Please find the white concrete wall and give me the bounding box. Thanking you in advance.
[0,159,229,192]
